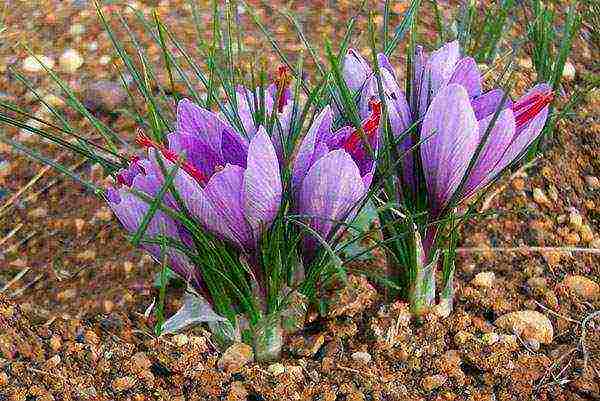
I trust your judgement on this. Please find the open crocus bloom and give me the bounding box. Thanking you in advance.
[110,98,283,257]
[343,41,552,214]
[292,100,382,246]
[107,154,205,293]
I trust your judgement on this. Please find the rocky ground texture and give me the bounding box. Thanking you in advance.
[0,0,598,400]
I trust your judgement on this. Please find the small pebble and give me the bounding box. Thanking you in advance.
[131,352,152,372]
[512,177,525,191]
[527,277,547,290]
[95,206,113,221]
[228,381,248,400]
[74,218,86,235]
[481,332,500,345]
[59,49,84,73]
[112,376,136,392]
[421,374,447,391]
[562,275,599,300]
[28,207,48,219]
[580,225,594,243]
[526,338,540,351]
[0,371,7,386]
[286,365,304,381]
[500,334,519,350]
[85,330,100,345]
[173,333,189,347]
[49,335,62,352]
[533,188,550,206]
[218,342,253,373]
[495,310,553,344]
[57,289,77,301]
[569,210,583,229]
[268,362,285,376]
[103,300,114,313]
[351,351,372,364]
[562,61,576,81]
[69,23,86,36]
[46,354,61,367]
[472,271,495,288]
[584,175,600,190]
[77,250,96,261]
[22,55,55,73]
[454,330,473,345]
[123,261,134,274]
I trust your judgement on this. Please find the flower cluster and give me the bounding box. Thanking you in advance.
[343,41,552,314]
[105,66,382,357]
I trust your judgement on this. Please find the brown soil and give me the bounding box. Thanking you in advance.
[0,1,598,400]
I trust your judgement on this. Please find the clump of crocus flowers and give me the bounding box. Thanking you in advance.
[343,41,552,315]
[106,66,382,360]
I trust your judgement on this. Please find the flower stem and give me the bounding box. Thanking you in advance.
[408,229,438,316]
[252,314,283,362]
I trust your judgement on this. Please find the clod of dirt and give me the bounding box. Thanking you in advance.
[218,342,254,373]
[495,310,554,344]
[471,271,496,288]
[561,275,599,300]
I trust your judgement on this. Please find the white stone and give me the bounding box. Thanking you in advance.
[562,61,576,81]
[59,49,84,73]
[22,55,55,73]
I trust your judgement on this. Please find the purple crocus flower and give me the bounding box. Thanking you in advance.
[292,99,382,246]
[343,41,553,215]
[107,153,205,293]
[108,99,282,263]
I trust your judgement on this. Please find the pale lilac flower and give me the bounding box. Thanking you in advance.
[343,41,553,214]
[292,99,382,245]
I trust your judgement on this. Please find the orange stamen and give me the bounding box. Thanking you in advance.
[135,131,207,185]
[343,98,382,154]
[275,65,292,113]
[513,90,554,129]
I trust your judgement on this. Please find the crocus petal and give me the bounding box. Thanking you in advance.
[202,164,253,250]
[177,99,223,152]
[513,83,552,135]
[377,53,396,78]
[177,98,248,166]
[291,106,333,191]
[168,131,222,178]
[222,127,249,168]
[358,76,379,118]
[298,149,365,243]
[462,109,516,198]
[243,127,282,244]
[271,102,294,163]
[449,57,482,98]
[388,94,416,192]
[493,102,548,175]
[343,49,372,91]
[417,41,460,116]
[235,86,258,137]
[471,89,512,121]
[420,84,479,212]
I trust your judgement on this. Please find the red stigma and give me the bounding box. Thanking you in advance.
[512,90,554,129]
[135,131,207,185]
[275,65,292,113]
[344,98,382,153]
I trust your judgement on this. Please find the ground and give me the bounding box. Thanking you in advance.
[0,1,598,400]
